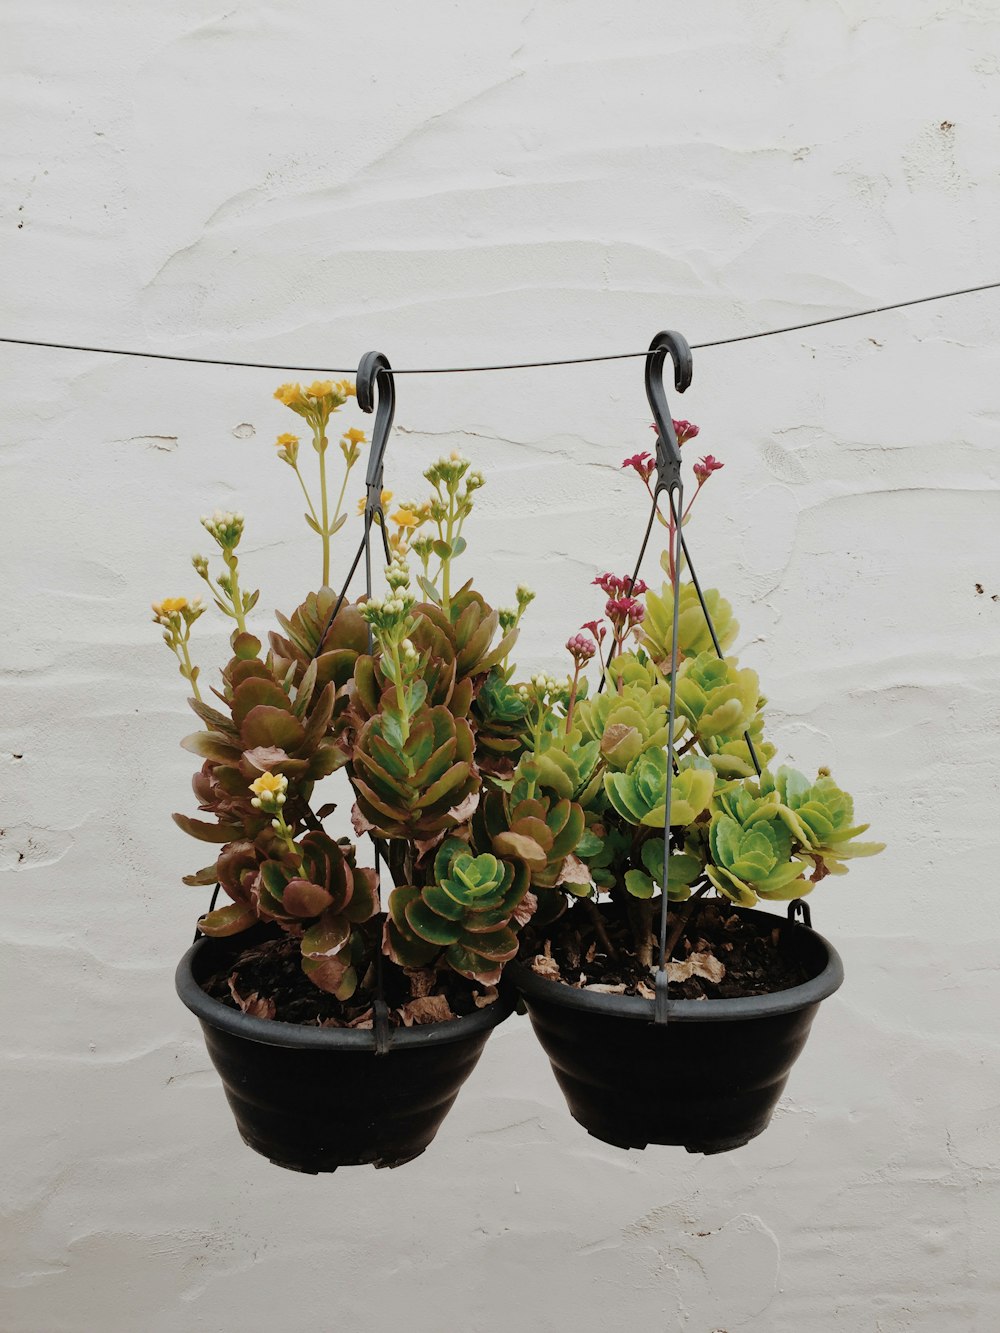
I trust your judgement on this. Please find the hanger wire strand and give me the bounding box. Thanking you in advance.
[0,279,997,376]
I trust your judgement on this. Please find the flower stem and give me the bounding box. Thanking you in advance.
[177,637,202,702]
[318,437,330,587]
[225,555,247,633]
[293,464,321,527]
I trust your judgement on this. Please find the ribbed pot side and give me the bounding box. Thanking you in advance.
[510,906,843,1155]
[176,934,514,1174]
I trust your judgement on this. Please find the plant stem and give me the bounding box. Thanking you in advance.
[318,438,330,587]
[564,663,582,734]
[225,555,247,633]
[660,883,710,965]
[585,898,616,958]
[293,464,321,527]
[329,459,352,540]
[177,637,202,702]
[441,499,454,612]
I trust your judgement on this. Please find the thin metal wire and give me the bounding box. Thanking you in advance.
[654,482,684,1025]
[2,278,998,374]
[677,528,763,777]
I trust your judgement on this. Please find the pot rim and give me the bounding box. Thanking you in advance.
[176,935,515,1052]
[508,904,844,1023]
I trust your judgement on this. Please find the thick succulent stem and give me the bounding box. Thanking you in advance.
[629,897,655,971]
[585,898,616,958]
[660,882,710,965]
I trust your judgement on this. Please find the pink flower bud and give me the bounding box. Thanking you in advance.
[566,632,597,665]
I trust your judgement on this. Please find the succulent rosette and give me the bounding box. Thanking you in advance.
[384,837,530,984]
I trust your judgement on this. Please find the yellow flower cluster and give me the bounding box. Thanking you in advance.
[250,771,287,800]
[153,596,189,616]
[274,379,354,430]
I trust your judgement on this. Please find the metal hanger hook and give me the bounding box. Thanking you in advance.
[645,330,693,491]
[356,350,396,526]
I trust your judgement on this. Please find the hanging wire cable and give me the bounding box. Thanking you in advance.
[1,278,998,375]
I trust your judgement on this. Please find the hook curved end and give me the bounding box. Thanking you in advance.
[644,331,693,477]
[356,350,393,415]
[647,330,693,393]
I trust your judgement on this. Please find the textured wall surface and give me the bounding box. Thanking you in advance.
[3,1,1000,1329]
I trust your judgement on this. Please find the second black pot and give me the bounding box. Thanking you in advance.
[509,904,843,1155]
[176,932,514,1174]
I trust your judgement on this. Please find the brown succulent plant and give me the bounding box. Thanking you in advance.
[157,426,562,1009]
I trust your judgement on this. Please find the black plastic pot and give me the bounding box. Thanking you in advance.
[176,932,514,1173]
[509,904,843,1155]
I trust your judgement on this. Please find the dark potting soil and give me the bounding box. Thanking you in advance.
[201,932,498,1028]
[520,898,815,1000]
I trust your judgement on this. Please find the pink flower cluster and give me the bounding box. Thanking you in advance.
[593,572,647,599]
[693,454,724,483]
[649,418,701,445]
[621,451,655,482]
[593,573,646,641]
[565,631,597,666]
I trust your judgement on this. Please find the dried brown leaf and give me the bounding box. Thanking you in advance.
[396,995,455,1026]
[556,854,592,888]
[350,802,375,837]
[512,890,538,927]
[530,951,561,981]
[446,790,480,825]
[666,959,694,982]
[227,977,276,1019]
[473,986,499,1009]
[690,951,726,984]
[404,967,437,999]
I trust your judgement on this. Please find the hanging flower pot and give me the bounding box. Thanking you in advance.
[509,901,842,1154]
[497,330,881,1153]
[157,358,540,1171]
[177,927,513,1173]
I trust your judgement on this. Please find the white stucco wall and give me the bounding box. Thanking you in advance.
[3,1,999,1329]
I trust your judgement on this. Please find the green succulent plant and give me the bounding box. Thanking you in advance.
[640,579,738,668]
[703,781,808,905]
[575,662,674,771]
[676,651,759,740]
[622,835,704,902]
[604,750,715,828]
[384,837,530,984]
[350,702,479,839]
[764,766,885,874]
[472,667,530,775]
[476,746,589,890]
